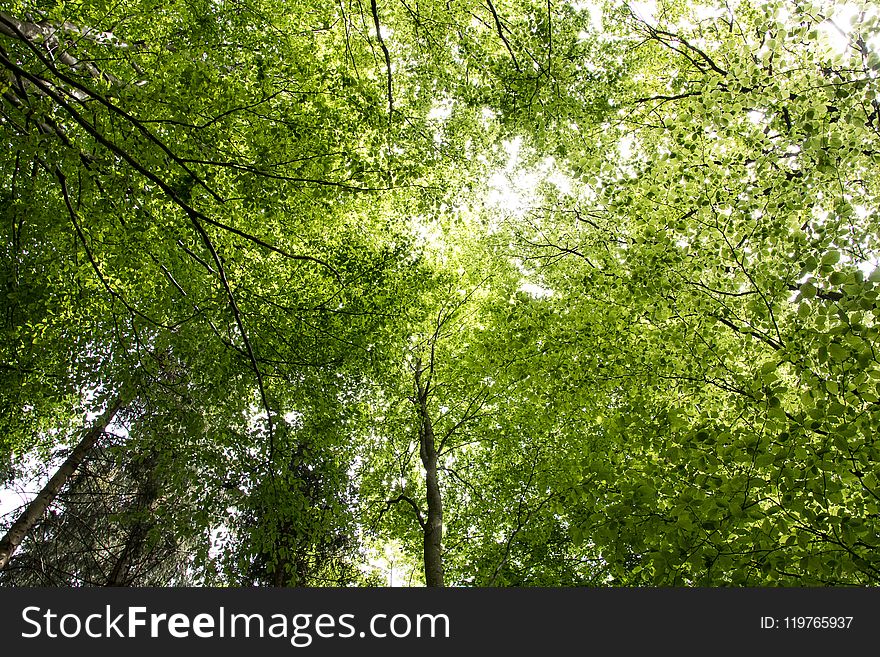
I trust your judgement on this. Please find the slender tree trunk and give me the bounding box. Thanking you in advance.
[416,371,444,587]
[0,396,125,571]
[105,454,159,586]
[105,514,149,586]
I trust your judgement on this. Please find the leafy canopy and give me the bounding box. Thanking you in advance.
[1,0,879,585]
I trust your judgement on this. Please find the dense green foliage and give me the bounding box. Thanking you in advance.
[1,0,878,585]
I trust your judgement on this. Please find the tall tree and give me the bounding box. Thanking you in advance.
[0,395,126,571]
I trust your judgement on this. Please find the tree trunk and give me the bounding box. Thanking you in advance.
[105,454,160,586]
[0,396,125,571]
[417,383,444,587]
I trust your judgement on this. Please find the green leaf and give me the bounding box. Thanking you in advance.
[800,282,818,299]
[821,251,841,266]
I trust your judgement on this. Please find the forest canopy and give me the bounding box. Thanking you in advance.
[1,0,879,586]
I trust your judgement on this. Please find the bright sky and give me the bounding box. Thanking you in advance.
[0,453,52,522]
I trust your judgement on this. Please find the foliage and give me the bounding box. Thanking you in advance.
[1,0,878,585]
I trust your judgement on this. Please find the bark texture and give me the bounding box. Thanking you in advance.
[415,367,444,587]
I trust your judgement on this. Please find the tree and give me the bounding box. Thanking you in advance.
[0,0,435,583]
[499,0,880,584]
[0,396,126,571]
[2,0,879,587]
[1,419,186,586]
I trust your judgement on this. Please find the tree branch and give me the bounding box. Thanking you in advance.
[370,0,393,117]
[382,494,426,530]
[485,0,521,72]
